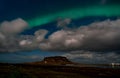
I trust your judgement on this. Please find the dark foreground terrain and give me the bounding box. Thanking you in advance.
[0,63,120,78]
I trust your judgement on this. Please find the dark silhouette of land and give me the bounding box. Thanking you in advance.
[0,56,120,78]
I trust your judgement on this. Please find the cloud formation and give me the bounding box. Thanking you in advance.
[57,18,71,28]
[62,50,120,63]
[39,19,120,52]
[1,18,120,54]
[0,18,29,52]
[0,18,28,35]
[1,18,120,64]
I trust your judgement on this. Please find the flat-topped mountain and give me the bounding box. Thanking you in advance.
[42,56,73,65]
[28,56,74,65]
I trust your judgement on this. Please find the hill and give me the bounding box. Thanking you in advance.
[27,56,74,65]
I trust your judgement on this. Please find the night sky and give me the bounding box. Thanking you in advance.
[0,0,120,64]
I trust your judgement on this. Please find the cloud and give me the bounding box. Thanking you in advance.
[57,18,71,28]
[1,18,120,54]
[0,18,28,35]
[62,50,120,63]
[0,18,48,52]
[0,18,120,64]
[0,18,29,52]
[19,29,48,51]
[39,19,120,52]
[0,32,5,40]
[62,51,93,59]
[34,29,48,42]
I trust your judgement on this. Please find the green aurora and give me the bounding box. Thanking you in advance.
[26,4,120,27]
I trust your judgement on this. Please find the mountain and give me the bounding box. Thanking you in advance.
[27,56,74,65]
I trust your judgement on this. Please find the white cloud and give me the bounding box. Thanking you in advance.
[39,19,120,51]
[0,18,29,52]
[0,18,120,64]
[1,18,120,54]
[0,18,28,35]
[34,29,48,42]
[19,40,32,46]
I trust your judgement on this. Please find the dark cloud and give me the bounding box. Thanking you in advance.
[62,50,120,63]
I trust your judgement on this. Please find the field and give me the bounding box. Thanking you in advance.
[0,63,120,78]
